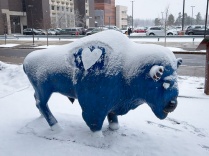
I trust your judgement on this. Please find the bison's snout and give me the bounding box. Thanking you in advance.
[163,99,177,114]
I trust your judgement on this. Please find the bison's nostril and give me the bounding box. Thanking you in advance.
[164,100,178,113]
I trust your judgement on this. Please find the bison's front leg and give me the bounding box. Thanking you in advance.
[34,90,60,131]
[107,112,119,130]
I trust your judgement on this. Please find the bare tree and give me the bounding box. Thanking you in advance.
[74,9,85,27]
[57,12,67,28]
[66,13,75,27]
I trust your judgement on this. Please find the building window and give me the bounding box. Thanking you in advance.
[66,7,69,12]
[57,6,59,11]
[86,10,88,13]
[62,6,64,11]
[86,0,88,3]
[70,8,73,12]
[51,5,55,10]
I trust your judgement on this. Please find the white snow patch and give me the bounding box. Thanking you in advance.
[163,82,170,89]
[167,47,186,52]
[34,45,60,49]
[82,47,102,70]
[23,30,178,82]
[0,44,19,47]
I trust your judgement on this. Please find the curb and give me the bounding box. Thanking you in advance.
[173,51,206,55]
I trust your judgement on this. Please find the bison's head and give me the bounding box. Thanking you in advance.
[143,58,182,119]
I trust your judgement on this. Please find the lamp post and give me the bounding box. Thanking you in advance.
[13,22,15,34]
[109,16,111,28]
[182,0,185,31]
[28,5,34,46]
[191,6,195,25]
[131,1,134,29]
[204,0,209,38]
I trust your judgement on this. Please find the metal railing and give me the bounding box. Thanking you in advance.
[0,34,205,42]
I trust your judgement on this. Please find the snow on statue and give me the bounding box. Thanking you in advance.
[23,30,182,135]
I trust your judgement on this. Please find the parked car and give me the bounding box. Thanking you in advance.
[85,27,96,34]
[170,26,183,35]
[77,27,86,35]
[59,28,81,35]
[167,28,178,35]
[23,28,43,35]
[48,28,60,35]
[37,29,47,35]
[86,27,108,35]
[134,27,147,33]
[146,26,165,36]
[146,26,178,36]
[186,27,209,35]
[105,25,122,33]
[121,28,128,34]
[185,25,209,35]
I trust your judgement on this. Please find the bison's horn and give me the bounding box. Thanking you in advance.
[149,65,164,81]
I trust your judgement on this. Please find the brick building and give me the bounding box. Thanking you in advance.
[0,0,26,34]
[94,0,116,26]
[0,0,122,34]
[0,0,50,35]
[25,0,51,30]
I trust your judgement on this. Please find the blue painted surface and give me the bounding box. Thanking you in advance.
[24,44,180,132]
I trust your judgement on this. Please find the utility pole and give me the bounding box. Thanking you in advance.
[28,5,34,46]
[131,1,134,29]
[204,0,209,38]
[182,0,185,31]
[109,16,111,28]
[191,6,195,25]
[161,12,164,26]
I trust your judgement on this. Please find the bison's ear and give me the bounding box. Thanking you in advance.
[149,65,164,81]
[177,58,183,68]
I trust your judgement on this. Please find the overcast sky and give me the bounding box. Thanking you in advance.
[115,0,207,20]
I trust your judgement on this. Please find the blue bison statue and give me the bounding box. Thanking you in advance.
[23,30,182,134]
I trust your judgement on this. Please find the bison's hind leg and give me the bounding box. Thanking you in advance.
[34,90,59,131]
[107,112,119,130]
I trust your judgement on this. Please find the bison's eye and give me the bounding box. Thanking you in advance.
[163,82,170,89]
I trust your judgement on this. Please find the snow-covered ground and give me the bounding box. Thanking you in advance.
[0,60,209,156]
[0,44,19,48]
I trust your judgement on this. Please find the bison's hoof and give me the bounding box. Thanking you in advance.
[38,114,44,118]
[91,131,104,138]
[51,123,62,132]
[109,123,119,130]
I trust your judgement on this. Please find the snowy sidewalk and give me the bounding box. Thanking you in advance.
[0,62,209,156]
